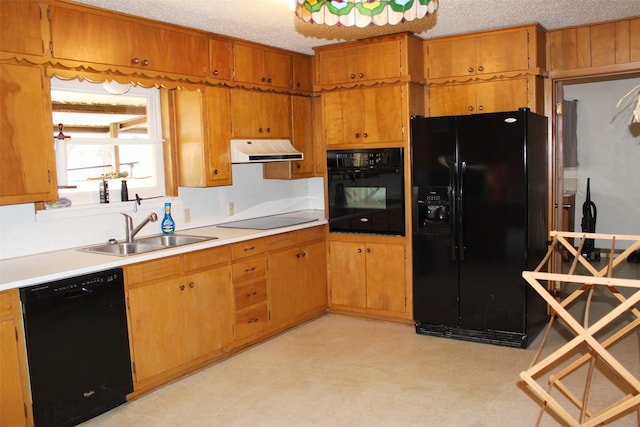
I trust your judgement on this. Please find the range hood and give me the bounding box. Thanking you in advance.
[230,139,303,163]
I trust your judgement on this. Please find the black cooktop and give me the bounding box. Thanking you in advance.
[217,216,318,230]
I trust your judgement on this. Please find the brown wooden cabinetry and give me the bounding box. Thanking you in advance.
[0,0,46,58]
[209,37,233,80]
[292,54,313,93]
[267,226,327,329]
[263,95,317,179]
[231,89,291,139]
[233,41,292,89]
[173,85,232,187]
[328,238,407,317]
[0,290,33,427]
[125,247,234,390]
[230,238,269,341]
[49,5,208,77]
[322,85,405,146]
[425,25,545,82]
[429,76,543,116]
[0,62,57,205]
[314,33,424,88]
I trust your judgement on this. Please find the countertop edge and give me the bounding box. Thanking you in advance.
[0,211,327,291]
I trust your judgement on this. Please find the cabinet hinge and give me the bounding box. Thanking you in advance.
[126,296,130,310]
[14,325,19,342]
[132,361,136,375]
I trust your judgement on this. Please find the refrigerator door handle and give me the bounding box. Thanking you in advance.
[458,161,467,261]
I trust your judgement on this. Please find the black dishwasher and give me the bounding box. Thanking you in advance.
[20,268,133,427]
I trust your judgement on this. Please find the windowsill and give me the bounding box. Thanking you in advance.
[35,196,180,222]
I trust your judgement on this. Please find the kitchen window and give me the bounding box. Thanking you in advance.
[51,78,165,205]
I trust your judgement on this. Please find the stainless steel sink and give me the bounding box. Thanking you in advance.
[136,234,216,247]
[79,235,217,256]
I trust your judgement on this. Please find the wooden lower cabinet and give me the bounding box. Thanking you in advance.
[328,238,408,317]
[125,247,234,389]
[267,227,328,329]
[0,290,33,427]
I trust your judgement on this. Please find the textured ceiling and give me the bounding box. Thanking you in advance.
[72,0,640,55]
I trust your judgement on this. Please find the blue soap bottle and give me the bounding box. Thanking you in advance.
[161,202,175,234]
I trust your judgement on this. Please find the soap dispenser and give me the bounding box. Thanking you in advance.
[161,202,175,234]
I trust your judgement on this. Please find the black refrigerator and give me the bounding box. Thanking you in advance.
[410,108,548,348]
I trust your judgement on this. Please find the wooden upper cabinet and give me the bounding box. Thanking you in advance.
[0,63,57,205]
[209,37,233,80]
[548,17,640,71]
[292,54,313,93]
[314,33,424,88]
[230,89,291,139]
[174,86,232,187]
[233,42,292,89]
[49,5,208,76]
[0,0,46,57]
[426,25,545,81]
[322,85,405,146]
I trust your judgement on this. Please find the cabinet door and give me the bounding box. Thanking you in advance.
[263,50,292,89]
[475,79,529,113]
[475,30,529,75]
[300,241,328,313]
[50,6,136,67]
[268,246,302,327]
[328,241,366,308]
[143,25,207,76]
[291,95,314,175]
[0,0,45,56]
[233,43,264,85]
[365,243,406,313]
[209,37,233,80]
[186,266,234,359]
[0,63,56,205]
[0,319,28,427]
[292,54,313,92]
[231,89,260,137]
[261,92,292,138]
[361,85,404,144]
[127,277,190,382]
[426,38,476,80]
[429,84,477,116]
[322,89,364,145]
[204,86,232,185]
[357,39,402,82]
[315,47,355,86]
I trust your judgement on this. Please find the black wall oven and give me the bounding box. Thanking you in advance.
[327,148,405,236]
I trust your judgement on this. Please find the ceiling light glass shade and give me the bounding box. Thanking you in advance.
[295,0,438,27]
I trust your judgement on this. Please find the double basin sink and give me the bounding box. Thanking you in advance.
[79,234,217,256]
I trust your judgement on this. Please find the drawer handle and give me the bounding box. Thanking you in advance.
[467,66,474,73]
[213,69,219,76]
[131,57,140,65]
[477,65,484,72]
[244,246,255,252]
[248,317,259,324]
[366,248,371,253]
[350,73,356,79]
[363,133,368,138]
[247,291,258,297]
[245,266,256,273]
[189,282,195,288]
[142,59,149,66]
[467,106,474,111]
[179,284,185,291]
[357,248,362,253]
[359,72,364,78]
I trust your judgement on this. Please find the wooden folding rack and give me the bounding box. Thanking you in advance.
[520,231,640,426]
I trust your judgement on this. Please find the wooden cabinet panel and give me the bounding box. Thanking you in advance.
[234,42,292,89]
[232,257,267,283]
[184,245,230,271]
[231,238,266,260]
[292,54,313,92]
[427,38,477,80]
[209,37,233,80]
[429,79,530,116]
[0,63,56,205]
[328,241,367,308]
[322,85,404,146]
[50,5,207,76]
[235,303,268,340]
[231,89,291,138]
[328,239,406,314]
[0,0,45,57]
[234,279,268,311]
[314,34,423,88]
[174,86,232,187]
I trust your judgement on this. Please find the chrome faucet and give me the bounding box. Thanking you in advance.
[121,212,158,243]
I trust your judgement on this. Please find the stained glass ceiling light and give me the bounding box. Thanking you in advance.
[295,0,439,27]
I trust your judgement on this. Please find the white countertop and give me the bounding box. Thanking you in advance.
[0,210,326,291]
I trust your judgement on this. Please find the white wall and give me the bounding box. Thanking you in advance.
[564,76,640,249]
[0,164,325,259]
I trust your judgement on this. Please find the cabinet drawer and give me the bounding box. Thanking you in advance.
[125,255,183,286]
[0,291,13,318]
[236,303,268,339]
[298,226,325,244]
[234,279,267,311]
[184,246,230,272]
[232,257,266,283]
[231,238,266,260]
[266,231,298,252]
